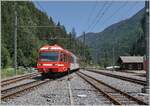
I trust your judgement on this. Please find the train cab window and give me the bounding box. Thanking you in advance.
[39,52,59,62]
[60,53,68,62]
[60,53,64,62]
[64,54,68,62]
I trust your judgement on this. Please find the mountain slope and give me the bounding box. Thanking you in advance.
[79,8,145,67]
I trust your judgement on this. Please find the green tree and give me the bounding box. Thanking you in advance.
[1,1,92,68]
[71,27,76,38]
[1,46,12,68]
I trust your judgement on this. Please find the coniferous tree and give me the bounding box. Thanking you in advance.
[71,27,76,38]
[1,1,92,68]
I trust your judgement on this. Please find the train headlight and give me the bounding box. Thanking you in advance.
[56,64,64,66]
[43,64,52,66]
[37,64,42,66]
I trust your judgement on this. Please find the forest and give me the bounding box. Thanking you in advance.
[1,1,92,68]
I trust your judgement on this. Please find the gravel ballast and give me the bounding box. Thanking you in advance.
[69,73,111,105]
[91,69,146,81]
[2,76,70,105]
[81,69,149,104]
[1,72,111,105]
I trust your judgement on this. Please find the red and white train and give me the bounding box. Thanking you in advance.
[37,44,80,76]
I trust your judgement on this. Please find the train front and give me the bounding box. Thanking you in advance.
[37,45,67,75]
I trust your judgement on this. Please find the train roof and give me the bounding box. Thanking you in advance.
[39,44,71,54]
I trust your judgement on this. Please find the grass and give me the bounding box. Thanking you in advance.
[1,67,31,79]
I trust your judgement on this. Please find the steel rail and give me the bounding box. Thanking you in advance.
[86,69,146,86]
[1,73,39,87]
[1,80,37,93]
[1,72,37,83]
[77,71,148,105]
[77,72,121,105]
[1,79,50,100]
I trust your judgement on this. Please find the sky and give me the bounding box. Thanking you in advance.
[33,1,145,36]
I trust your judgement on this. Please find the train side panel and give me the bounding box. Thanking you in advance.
[70,54,80,70]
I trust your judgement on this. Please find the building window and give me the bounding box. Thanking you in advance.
[129,64,132,70]
[138,64,142,70]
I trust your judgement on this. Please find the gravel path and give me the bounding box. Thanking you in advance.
[81,69,149,104]
[1,72,113,105]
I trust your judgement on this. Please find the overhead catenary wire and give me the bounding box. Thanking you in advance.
[85,1,142,34]
[81,1,138,65]
[17,2,53,29]
[18,25,63,28]
[82,1,109,58]
[89,1,113,32]
[34,2,58,27]
[119,1,139,20]
[84,1,98,31]
[98,1,128,31]
[82,1,111,60]
[86,1,109,32]
[19,2,67,41]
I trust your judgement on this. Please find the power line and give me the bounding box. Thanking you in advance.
[40,37,71,40]
[86,1,109,32]
[18,25,63,28]
[120,1,139,20]
[99,2,128,30]
[84,1,98,31]
[32,2,65,31]
[89,1,113,32]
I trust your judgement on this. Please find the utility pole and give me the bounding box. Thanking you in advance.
[112,44,115,71]
[13,4,17,75]
[70,33,71,52]
[83,32,86,68]
[142,1,149,93]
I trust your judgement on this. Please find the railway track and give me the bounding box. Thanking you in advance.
[1,72,39,87]
[85,69,146,86]
[77,71,148,105]
[1,79,50,100]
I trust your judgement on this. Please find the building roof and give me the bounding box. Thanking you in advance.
[119,56,143,63]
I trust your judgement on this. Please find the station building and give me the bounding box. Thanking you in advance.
[117,56,144,70]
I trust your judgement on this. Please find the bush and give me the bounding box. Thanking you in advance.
[1,46,12,68]
[1,67,28,79]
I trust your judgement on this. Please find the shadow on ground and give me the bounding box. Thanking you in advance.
[32,69,79,81]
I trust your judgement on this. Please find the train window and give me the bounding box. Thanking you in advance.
[71,55,77,63]
[60,53,64,62]
[60,53,68,62]
[71,56,74,63]
[74,56,77,63]
[39,52,59,62]
[64,54,68,62]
